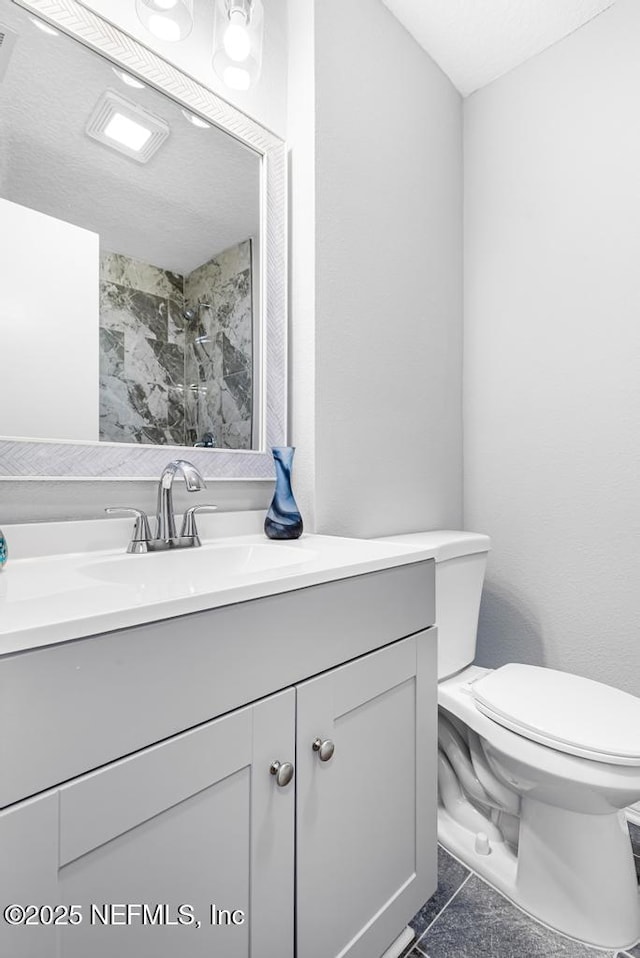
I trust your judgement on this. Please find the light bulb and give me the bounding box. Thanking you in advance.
[212,0,262,90]
[147,13,181,41]
[223,15,251,62]
[223,66,251,90]
[181,109,211,129]
[112,68,146,89]
[136,0,193,42]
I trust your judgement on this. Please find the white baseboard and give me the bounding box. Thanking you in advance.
[381,925,415,958]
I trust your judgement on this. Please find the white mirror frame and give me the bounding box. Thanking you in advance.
[1,0,286,480]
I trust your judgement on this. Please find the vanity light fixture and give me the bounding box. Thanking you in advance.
[212,0,263,91]
[86,90,170,164]
[28,16,59,37]
[181,109,211,129]
[135,0,194,42]
[112,67,146,90]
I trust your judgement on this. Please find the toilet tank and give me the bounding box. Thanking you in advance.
[377,531,491,680]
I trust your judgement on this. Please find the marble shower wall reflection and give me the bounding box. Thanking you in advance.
[99,252,186,446]
[98,241,253,449]
[184,241,253,451]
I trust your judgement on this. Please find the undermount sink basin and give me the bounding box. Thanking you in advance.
[82,540,315,593]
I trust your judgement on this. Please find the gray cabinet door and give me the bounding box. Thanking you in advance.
[296,631,437,958]
[0,689,295,958]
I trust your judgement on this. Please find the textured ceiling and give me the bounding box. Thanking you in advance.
[0,0,260,274]
[381,0,618,96]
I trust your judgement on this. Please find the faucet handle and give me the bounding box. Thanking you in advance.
[180,504,218,542]
[105,507,152,554]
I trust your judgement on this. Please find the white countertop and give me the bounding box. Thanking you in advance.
[0,514,432,656]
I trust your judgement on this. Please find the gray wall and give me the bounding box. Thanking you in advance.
[290,0,464,538]
[464,0,640,695]
[286,0,317,532]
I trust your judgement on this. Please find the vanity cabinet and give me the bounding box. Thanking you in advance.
[296,632,436,958]
[0,562,437,958]
[0,690,296,958]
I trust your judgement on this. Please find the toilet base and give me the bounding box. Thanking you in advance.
[438,803,640,950]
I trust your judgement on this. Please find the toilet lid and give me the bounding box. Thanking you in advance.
[471,664,640,766]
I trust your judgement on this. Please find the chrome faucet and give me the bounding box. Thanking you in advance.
[106,459,217,553]
[156,459,206,541]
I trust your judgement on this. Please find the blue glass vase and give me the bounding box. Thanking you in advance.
[265,446,303,540]
[0,529,6,571]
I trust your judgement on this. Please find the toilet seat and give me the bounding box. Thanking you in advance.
[471,664,640,766]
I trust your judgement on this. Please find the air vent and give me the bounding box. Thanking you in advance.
[86,89,170,164]
[0,24,18,84]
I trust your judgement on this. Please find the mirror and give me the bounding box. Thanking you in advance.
[0,0,286,479]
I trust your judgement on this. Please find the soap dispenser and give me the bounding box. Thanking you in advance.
[0,527,6,571]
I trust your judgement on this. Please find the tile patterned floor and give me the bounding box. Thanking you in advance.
[401,827,640,958]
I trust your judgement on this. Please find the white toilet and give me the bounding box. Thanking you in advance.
[380,530,640,951]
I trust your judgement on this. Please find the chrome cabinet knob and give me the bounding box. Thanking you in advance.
[270,760,294,787]
[312,738,335,762]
